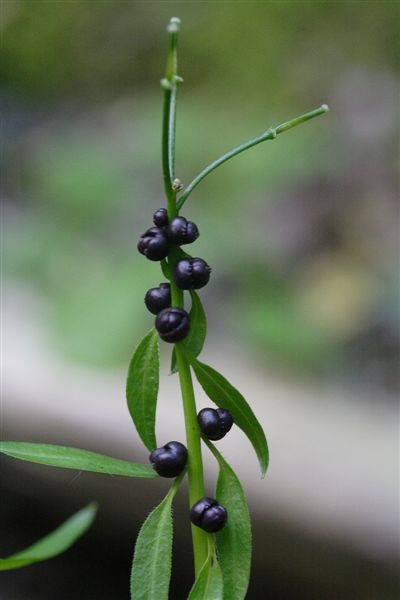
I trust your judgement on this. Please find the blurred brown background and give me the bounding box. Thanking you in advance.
[1,1,399,599]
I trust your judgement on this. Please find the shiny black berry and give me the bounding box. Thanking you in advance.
[155,307,190,343]
[149,441,187,478]
[174,257,211,289]
[197,408,234,441]
[153,208,169,227]
[167,216,199,246]
[137,227,169,261]
[190,497,227,533]
[145,283,171,315]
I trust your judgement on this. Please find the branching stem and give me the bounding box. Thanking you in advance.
[176,104,329,210]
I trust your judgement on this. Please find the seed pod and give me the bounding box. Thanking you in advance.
[153,208,169,227]
[167,216,199,246]
[137,227,169,261]
[197,408,234,441]
[144,283,171,315]
[149,441,187,478]
[174,257,211,289]
[155,307,190,342]
[190,497,228,533]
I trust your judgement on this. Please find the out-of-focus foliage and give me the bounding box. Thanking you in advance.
[2,1,399,390]
[2,2,397,101]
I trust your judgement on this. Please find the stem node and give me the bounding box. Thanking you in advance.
[160,78,172,90]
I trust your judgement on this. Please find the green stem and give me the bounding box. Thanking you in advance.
[176,104,329,210]
[162,17,208,576]
[162,90,175,213]
[161,17,182,216]
[175,343,208,574]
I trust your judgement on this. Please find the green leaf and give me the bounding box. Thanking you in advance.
[130,476,183,600]
[187,354,269,476]
[0,503,97,570]
[126,328,160,451]
[171,290,207,374]
[0,441,157,478]
[205,440,252,600]
[187,548,224,600]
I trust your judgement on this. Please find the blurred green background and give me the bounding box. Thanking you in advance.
[3,0,398,383]
[2,1,399,599]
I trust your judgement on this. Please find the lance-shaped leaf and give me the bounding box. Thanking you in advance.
[171,290,207,374]
[187,353,269,476]
[205,439,251,600]
[126,328,159,451]
[130,474,183,600]
[187,543,223,600]
[0,441,157,478]
[0,503,97,571]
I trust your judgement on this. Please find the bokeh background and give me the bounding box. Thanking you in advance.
[1,1,399,598]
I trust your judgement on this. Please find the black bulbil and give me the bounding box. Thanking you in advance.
[167,216,199,246]
[145,283,171,315]
[155,307,190,342]
[153,208,169,227]
[174,257,211,289]
[149,441,187,478]
[190,497,227,532]
[197,408,234,441]
[137,227,169,261]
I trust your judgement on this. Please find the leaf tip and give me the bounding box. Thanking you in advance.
[87,501,99,514]
[260,458,269,479]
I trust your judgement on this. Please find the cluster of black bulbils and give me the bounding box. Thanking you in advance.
[138,207,201,261]
[148,407,234,532]
[138,209,211,343]
[140,210,230,532]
